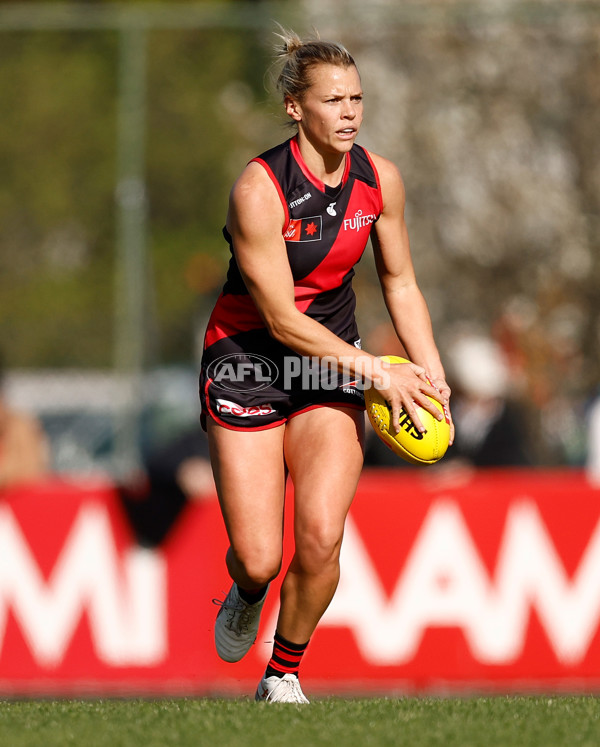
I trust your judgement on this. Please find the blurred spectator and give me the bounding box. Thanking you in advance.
[586,392,600,487]
[120,425,215,547]
[444,333,530,468]
[493,298,588,466]
[0,361,49,489]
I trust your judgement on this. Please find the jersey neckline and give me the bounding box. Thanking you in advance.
[290,135,352,194]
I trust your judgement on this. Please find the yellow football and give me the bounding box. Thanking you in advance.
[365,355,451,465]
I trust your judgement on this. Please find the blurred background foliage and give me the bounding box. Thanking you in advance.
[0,2,279,368]
[0,0,599,468]
[0,26,118,366]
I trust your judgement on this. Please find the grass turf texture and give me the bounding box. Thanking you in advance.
[1,696,599,746]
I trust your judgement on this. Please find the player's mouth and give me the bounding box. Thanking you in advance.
[336,127,357,140]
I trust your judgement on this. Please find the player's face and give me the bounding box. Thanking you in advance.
[286,64,363,155]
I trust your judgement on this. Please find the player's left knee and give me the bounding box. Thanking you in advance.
[295,526,343,571]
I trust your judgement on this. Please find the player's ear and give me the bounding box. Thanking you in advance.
[285,96,302,122]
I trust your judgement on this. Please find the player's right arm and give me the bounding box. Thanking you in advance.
[227,163,372,363]
[225,161,298,337]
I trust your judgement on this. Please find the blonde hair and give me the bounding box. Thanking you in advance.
[273,26,356,102]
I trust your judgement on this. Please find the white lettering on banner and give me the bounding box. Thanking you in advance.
[321,500,600,666]
[0,505,167,667]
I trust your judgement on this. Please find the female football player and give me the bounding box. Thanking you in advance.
[200,27,453,703]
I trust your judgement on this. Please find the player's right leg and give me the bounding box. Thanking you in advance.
[207,419,287,662]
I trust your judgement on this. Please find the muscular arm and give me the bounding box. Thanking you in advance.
[370,153,454,438]
[369,156,444,377]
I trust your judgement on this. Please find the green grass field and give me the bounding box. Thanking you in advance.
[1,696,599,747]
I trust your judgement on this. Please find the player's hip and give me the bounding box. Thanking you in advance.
[199,324,365,431]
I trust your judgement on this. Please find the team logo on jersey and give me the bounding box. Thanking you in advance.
[284,216,323,242]
[327,202,337,216]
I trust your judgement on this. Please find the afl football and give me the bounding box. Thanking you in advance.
[365,355,450,465]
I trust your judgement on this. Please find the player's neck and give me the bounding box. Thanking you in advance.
[295,133,347,187]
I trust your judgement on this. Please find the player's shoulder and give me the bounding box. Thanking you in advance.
[228,159,286,235]
[365,151,404,186]
[230,160,282,210]
[362,150,406,205]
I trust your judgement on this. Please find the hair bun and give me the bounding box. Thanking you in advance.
[274,26,304,58]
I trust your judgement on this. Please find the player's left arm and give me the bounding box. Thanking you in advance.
[369,152,454,442]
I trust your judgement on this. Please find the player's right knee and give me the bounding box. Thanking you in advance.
[232,547,282,587]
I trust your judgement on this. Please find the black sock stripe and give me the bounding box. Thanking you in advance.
[267,661,299,674]
[274,631,309,652]
[272,653,302,667]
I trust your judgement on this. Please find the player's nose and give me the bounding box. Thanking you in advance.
[341,99,356,119]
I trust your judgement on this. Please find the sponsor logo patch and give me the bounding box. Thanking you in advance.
[288,192,312,209]
[343,209,377,232]
[284,216,323,242]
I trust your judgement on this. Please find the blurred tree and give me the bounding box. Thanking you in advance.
[0,29,118,366]
[0,12,279,367]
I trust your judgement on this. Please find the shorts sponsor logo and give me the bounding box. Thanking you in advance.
[342,387,365,398]
[284,216,322,242]
[340,379,365,398]
[216,399,274,417]
[207,354,278,392]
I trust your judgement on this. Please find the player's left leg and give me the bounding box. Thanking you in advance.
[255,406,364,702]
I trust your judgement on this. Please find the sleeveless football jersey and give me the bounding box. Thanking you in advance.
[203,135,383,351]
